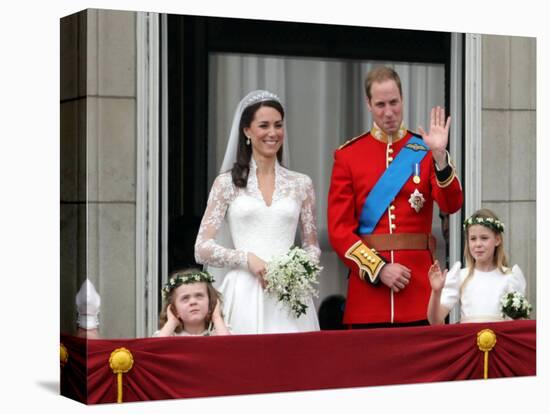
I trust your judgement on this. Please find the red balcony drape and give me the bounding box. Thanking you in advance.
[60,320,535,404]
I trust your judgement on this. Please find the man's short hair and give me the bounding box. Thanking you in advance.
[364,66,403,100]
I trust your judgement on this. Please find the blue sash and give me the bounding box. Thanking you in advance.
[358,135,429,235]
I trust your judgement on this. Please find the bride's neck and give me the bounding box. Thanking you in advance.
[252,153,276,175]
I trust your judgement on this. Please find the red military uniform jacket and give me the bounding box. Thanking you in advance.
[327,126,463,324]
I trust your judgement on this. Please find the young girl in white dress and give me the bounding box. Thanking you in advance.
[427,208,526,324]
[194,90,321,334]
[154,269,230,336]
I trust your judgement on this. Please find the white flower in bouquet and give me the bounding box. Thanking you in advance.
[264,246,322,318]
[500,291,532,320]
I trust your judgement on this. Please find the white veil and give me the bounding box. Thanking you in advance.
[207,90,290,288]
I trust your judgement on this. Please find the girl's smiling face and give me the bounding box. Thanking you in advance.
[467,224,501,268]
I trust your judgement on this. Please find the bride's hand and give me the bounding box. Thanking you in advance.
[247,252,268,289]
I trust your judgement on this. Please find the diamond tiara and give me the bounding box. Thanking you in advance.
[244,91,281,108]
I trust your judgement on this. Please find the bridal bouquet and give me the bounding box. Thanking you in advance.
[264,247,322,318]
[500,291,532,319]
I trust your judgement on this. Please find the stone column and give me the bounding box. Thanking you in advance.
[61,9,138,338]
[481,34,536,315]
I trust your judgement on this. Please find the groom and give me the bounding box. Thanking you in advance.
[327,66,463,328]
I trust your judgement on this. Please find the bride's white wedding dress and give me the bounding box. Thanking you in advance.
[195,159,321,334]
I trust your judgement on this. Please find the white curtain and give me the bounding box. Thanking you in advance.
[208,54,446,307]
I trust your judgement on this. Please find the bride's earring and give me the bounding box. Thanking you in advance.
[246,136,251,146]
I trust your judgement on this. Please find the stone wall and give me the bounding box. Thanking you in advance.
[60,9,137,338]
[481,35,537,315]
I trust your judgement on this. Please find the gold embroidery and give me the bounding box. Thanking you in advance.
[338,133,365,150]
[436,152,458,188]
[405,143,428,152]
[345,241,384,284]
[371,122,408,143]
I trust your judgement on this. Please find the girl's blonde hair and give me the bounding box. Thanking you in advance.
[158,268,222,333]
[461,208,509,293]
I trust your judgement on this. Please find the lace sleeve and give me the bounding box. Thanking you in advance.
[194,174,248,268]
[299,175,321,264]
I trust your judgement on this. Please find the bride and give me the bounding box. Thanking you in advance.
[194,90,321,334]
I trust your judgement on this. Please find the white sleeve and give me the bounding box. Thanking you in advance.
[298,175,321,264]
[508,264,527,295]
[439,261,463,310]
[194,174,248,268]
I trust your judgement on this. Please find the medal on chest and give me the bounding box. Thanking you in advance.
[408,188,425,213]
[412,162,421,184]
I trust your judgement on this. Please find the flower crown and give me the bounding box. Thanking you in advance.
[243,91,281,108]
[162,270,215,300]
[463,215,505,233]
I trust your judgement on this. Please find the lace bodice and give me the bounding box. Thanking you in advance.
[195,159,321,268]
